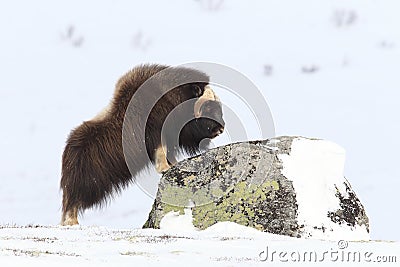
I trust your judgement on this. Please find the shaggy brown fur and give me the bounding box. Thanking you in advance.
[60,64,224,225]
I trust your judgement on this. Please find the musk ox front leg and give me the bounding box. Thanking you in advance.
[155,145,174,173]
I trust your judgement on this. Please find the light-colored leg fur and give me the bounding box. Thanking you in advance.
[155,145,171,173]
[61,207,79,226]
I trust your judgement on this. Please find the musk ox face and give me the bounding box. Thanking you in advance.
[196,100,225,138]
[193,86,224,139]
[177,84,225,153]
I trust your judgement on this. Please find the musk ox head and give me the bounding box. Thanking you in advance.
[193,85,224,137]
[178,84,225,153]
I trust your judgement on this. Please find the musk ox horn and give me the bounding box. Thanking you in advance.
[194,85,219,118]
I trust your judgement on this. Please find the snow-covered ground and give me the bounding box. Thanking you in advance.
[0,223,398,266]
[0,0,399,260]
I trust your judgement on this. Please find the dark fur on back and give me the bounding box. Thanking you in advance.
[60,64,224,218]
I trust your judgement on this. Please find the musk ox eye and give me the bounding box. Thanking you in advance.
[193,85,203,97]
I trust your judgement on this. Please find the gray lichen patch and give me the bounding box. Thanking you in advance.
[327,180,370,232]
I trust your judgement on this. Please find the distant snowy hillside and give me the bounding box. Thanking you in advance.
[0,0,399,242]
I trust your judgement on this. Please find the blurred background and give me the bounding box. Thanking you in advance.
[0,0,399,241]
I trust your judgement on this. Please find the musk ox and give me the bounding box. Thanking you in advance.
[60,64,224,226]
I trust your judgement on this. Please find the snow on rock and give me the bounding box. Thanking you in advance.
[160,209,199,232]
[144,136,370,241]
[278,137,370,240]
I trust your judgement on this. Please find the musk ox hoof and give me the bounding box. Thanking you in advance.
[156,161,171,173]
[60,208,79,226]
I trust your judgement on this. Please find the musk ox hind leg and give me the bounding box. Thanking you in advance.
[60,185,81,226]
[60,205,79,226]
[60,121,128,226]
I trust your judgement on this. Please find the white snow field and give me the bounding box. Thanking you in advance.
[0,223,398,266]
[0,0,399,265]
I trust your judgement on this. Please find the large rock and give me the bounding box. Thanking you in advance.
[143,136,370,240]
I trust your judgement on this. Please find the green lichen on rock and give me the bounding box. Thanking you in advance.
[192,180,280,230]
[160,184,191,212]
